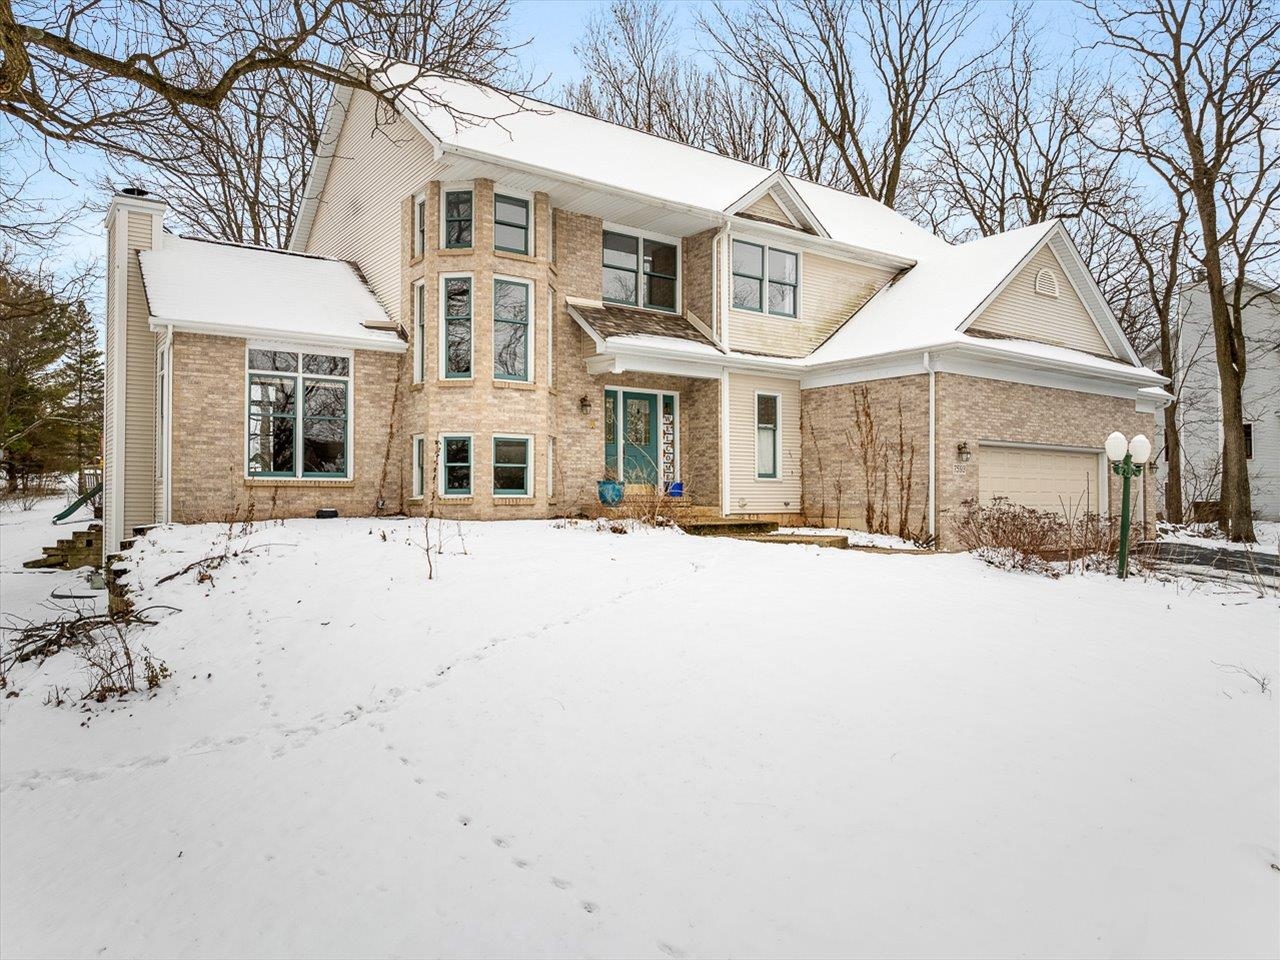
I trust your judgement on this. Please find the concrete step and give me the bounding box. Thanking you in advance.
[22,553,66,569]
[678,517,780,537]
[738,533,850,549]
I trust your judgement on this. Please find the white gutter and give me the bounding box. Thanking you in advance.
[925,350,936,540]
[148,317,408,354]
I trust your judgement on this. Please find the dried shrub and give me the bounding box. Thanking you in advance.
[955,497,1066,556]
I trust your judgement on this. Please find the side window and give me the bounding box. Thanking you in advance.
[493,278,531,382]
[445,190,473,249]
[767,249,798,317]
[412,281,426,383]
[442,436,472,496]
[412,194,427,258]
[442,276,473,379]
[247,349,350,478]
[493,436,531,496]
[494,194,529,254]
[756,393,779,479]
[732,240,764,312]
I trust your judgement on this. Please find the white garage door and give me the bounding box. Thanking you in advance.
[979,445,1102,514]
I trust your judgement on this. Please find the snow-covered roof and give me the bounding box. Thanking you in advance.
[139,237,403,352]
[353,54,938,263]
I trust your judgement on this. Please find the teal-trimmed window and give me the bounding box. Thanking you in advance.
[756,392,779,479]
[411,435,425,498]
[413,280,426,383]
[445,190,473,248]
[494,194,529,254]
[443,276,473,379]
[602,230,677,311]
[493,278,530,381]
[733,240,799,316]
[493,436,530,496]
[412,194,427,258]
[767,248,798,316]
[247,349,350,478]
[443,436,472,496]
[731,240,764,312]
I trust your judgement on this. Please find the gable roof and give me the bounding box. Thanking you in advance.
[808,220,1141,368]
[139,236,404,351]
[317,53,941,265]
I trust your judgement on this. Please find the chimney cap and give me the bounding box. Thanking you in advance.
[120,186,150,198]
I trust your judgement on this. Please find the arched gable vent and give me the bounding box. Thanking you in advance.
[1034,267,1060,298]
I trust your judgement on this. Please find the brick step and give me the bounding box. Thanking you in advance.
[22,553,66,569]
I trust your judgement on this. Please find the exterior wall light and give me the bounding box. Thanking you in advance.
[1105,431,1151,579]
[956,441,972,462]
[579,395,592,414]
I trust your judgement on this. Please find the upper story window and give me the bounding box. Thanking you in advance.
[494,194,530,255]
[602,229,678,312]
[247,348,350,479]
[444,190,473,248]
[493,277,531,381]
[412,194,427,258]
[732,239,798,317]
[412,280,426,383]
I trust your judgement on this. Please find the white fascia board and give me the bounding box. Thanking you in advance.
[150,316,407,354]
[564,303,606,349]
[801,351,931,389]
[932,348,1163,401]
[597,339,804,379]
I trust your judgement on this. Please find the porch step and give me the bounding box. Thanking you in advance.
[738,533,850,549]
[678,517,780,537]
[22,525,103,570]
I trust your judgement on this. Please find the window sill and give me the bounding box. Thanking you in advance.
[440,495,474,504]
[409,254,425,266]
[494,496,534,504]
[494,249,538,265]
[436,248,474,257]
[494,379,537,390]
[437,377,474,387]
[245,478,355,488]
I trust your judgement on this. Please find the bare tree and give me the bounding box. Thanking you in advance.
[2,0,523,157]
[701,0,988,208]
[562,0,799,170]
[1089,0,1280,542]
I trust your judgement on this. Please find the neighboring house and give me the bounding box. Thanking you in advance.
[101,61,1169,556]
[1162,282,1280,520]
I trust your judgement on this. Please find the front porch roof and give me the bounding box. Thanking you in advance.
[566,297,719,349]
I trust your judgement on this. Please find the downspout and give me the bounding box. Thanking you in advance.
[924,351,936,542]
[164,324,174,524]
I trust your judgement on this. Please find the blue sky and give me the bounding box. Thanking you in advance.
[10,0,1095,309]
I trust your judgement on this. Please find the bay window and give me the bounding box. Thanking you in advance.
[494,194,530,254]
[493,278,531,381]
[247,348,350,478]
[444,190,473,248]
[442,275,473,379]
[442,435,472,496]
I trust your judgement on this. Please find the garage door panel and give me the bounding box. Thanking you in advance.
[979,445,1101,514]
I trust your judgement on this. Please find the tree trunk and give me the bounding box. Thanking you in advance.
[1156,305,1183,524]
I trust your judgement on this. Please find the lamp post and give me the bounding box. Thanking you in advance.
[1105,431,1151,579]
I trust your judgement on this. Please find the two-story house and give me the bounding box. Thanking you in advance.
[101,61,1169,556]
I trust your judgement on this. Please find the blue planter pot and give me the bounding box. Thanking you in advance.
[597,479,625,506]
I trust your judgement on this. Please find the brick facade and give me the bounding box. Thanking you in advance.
[801,373,1157,548]
[169,333,403,522]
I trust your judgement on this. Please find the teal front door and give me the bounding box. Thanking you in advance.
[621,391,659,484]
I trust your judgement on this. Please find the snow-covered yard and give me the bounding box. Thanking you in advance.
[1,508,1276,959]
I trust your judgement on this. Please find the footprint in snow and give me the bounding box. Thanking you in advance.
[457,815,471,827]
[580,901,600,915]
[550,877,571,890]
[511,857,529,869]
[491,836,510,849]
[657,943,687,959]
[435,790,449,800]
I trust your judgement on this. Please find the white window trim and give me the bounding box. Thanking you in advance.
[412,279,426,384]
[493,273,534,383]
[438,180,474,250]
[601,220,683,315]
[492,433,536,499]
[412,192,427,258]
[547,436,556,498]
[754,390,782,481]
[438,431,475,499]
[730,235,801,319]
[547,285,555,389]
[438,272,475,382]
[410,433,425,499]
[1035,267,1060,298]
[243,342,355,481]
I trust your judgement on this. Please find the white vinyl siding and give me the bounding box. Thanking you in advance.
[123,211,157,535]
[742,191,794,225]
[304,90,446,324]
[726,373,801,513]
[969,246,1113,356]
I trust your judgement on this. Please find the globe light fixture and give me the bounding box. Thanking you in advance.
[1105,431,1148,579]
